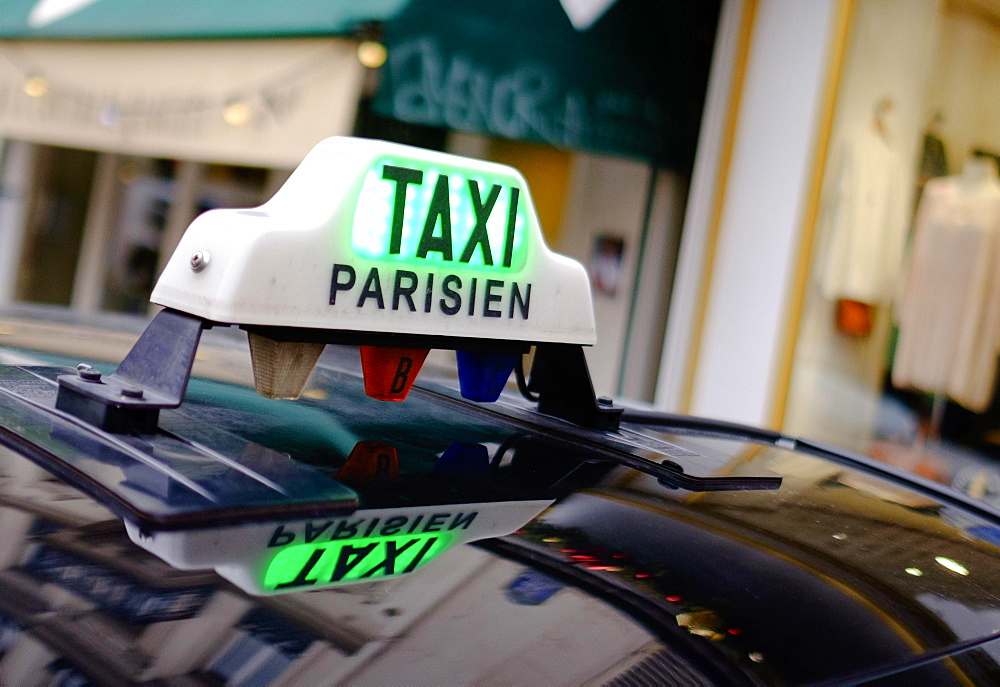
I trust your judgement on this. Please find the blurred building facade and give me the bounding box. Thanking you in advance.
[3,0,1000,473]
[0,0,720,404]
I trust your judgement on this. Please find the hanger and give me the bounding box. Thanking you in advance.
[874,97,894,142]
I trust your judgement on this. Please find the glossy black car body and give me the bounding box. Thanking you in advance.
[0,319,998,686]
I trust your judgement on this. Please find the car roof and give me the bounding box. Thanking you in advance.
[0,315,999,685]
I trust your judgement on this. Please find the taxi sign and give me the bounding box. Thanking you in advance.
[126,499,553,596]
[55,137,621,431]
[150,137,596,346]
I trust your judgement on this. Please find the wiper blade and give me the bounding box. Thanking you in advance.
[619,409,790,447]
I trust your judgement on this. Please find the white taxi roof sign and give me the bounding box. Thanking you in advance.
[151,137,596,346]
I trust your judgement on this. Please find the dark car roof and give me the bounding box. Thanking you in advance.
[0,327,998,685]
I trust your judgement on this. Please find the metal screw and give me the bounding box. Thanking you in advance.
[120,385,144,399]
[76,364,102,382]
[190,250,210,272]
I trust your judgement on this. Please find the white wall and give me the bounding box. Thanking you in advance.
[656,0,748,412]
[557,154,652,396]
[687,0,840,426]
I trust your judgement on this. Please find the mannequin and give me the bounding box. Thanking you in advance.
[819,99,909,309]
[892,155,1000,416]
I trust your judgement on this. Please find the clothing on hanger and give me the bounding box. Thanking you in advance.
[818,124,909,305]
[891,157,1000,412]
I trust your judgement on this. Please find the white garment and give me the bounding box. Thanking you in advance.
[819,129,908,304]
[891,164,1000,411]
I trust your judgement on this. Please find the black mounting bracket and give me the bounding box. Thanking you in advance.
[55,309,208,433]
[527,343,623,431]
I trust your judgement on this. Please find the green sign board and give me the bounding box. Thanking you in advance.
[373,0,721,166]
[352,158,528,272]
[264,533,452,590]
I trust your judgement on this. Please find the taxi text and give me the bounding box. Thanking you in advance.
[268,511,477,547]
[381,164,520,268]
[330,265,531,319]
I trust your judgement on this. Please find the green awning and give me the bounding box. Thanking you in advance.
[373,0,721,165]
[0,0,409,40]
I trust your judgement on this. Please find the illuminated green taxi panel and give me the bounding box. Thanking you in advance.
[125,500,554,596]
[264,533,451,590]
[352,159,528,273]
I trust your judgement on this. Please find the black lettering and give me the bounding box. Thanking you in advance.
[275,548,324,589]
[440,274,462,315]
[510,282,531,319]
[305,521,332,543]
[403,537,440,573]
[484,279,504,318]
[331,543,378,582]
[331,520,362,539]
[468,278,478,316]
[268,526,295,547]
[407,516,424,533]
[357,267,385,309]
[363,518,380,537]
[503,186,520,267]
[392,270,418,311]
[361,538,420,578]
[381,516,408,536]
[449,512,477,530]
[423,513,448,532]
[417,174,453,260]
[460,180,500,264]
[329,264,356,305]
[383,165,424,254]
[391,357,413,394]
[424,273,434,313]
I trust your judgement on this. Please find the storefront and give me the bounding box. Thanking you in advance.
[0,17,381,315]
[787,0,1000,492]
[659,0,1000,503]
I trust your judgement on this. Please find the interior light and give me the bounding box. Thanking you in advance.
[935,556,969,576]
[223,99,252,126]
[357,41,388,68]
[904,567,923,577]
[23,75,48,98]
[99,106,121,128]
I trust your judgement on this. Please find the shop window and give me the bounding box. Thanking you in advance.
[785,0,1000,505]
[101,159,270,315]
[100,157,176,314]
[14,145,96,306]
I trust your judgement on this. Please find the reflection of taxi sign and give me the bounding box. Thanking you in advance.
[149,137,595,405]
[126,499,553,596]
